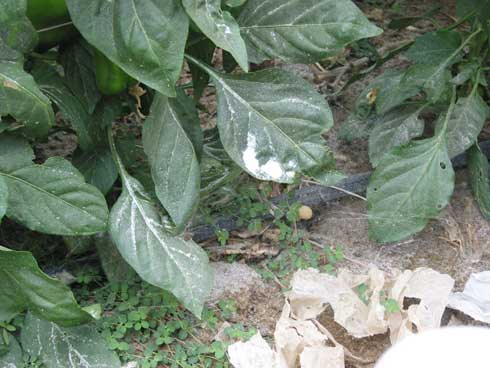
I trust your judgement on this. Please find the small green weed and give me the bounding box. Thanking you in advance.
[72,275,256,368]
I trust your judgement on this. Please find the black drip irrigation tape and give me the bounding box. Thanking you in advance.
[190,140,490,243]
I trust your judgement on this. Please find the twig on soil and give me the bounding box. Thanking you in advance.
[302,180,367,201]
[329,185,367,201]
[312,319,375,365]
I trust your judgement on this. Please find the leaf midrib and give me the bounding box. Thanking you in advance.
[240,22,369,30]
[121,175,200,309]
[0,171,102,223]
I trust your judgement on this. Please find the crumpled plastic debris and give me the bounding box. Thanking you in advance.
[388,268,454,342]
[447,271,490,323]
[288,267,388,338]
[228,332,278,368]
[228,301,345,368]
[227,266,462,368]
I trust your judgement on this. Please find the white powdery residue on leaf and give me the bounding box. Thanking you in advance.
[447,271,490,323]
[242,133,295,182]
[218,23,233,36]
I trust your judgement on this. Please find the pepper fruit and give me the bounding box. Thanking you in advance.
[26,0,79,52]
[93,48,136,95]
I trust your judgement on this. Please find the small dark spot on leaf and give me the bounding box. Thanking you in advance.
[440,162,446,170]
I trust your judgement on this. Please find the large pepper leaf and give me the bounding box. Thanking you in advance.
[66,0,188,97]
[143,92,201,231]
[32,62,94,151]
[59,39,102,114]
[0,135,108,235]
[0,61,54,137]
[188,56,334,183]
[368,105,425,167]
[109,132,213,317]
[22,313,120,368]
[436,88,487,158]
[183,0,248,71]
[405,31,462,65]
[237,0,382,64]
[367,109,456,242]
[0,247,93,326]
[468,144,490,219]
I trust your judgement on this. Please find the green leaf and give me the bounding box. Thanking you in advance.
[0,247,93,326]
[0,0,38,55]
[143,92,201,230]
[400,30,480,103]
[0,177,6,223]
[109,132,213,317]
[224,0,248,7]
[468,144,490,219]
[0,61,54,137]
[187,35,215,101]
[338,113,377,142]
[183,0,248,71]
[405,31,462,65]
[456,0,490,24]
[0,333,22,367]
[32,62,94,151]
[0,135,109,235]
[65,0,189,97]
[368,105,425,167]
[21,313,120,368]
[361,69,421,115]
[95,233,134,283]
[59,39,102,114]
[367,108,457,242]
[452,61,480,86]
[188,56,334,183]
[237,0,382,64]
[436,89,487,158]
[304,150,346,186]
[401,63,452,103]
[368,136,454,242]
[72,148,118,195]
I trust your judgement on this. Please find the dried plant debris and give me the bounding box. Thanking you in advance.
[228,266,471,368]
[228,302,345,368]
[448,271,490,323]
[228,333,278,368]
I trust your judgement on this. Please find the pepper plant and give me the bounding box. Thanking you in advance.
[342,0,490,243]
[0,0,381,365]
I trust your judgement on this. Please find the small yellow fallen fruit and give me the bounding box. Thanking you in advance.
[298,205,313,220]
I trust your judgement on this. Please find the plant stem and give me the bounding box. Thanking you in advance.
[107,125,126,180]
